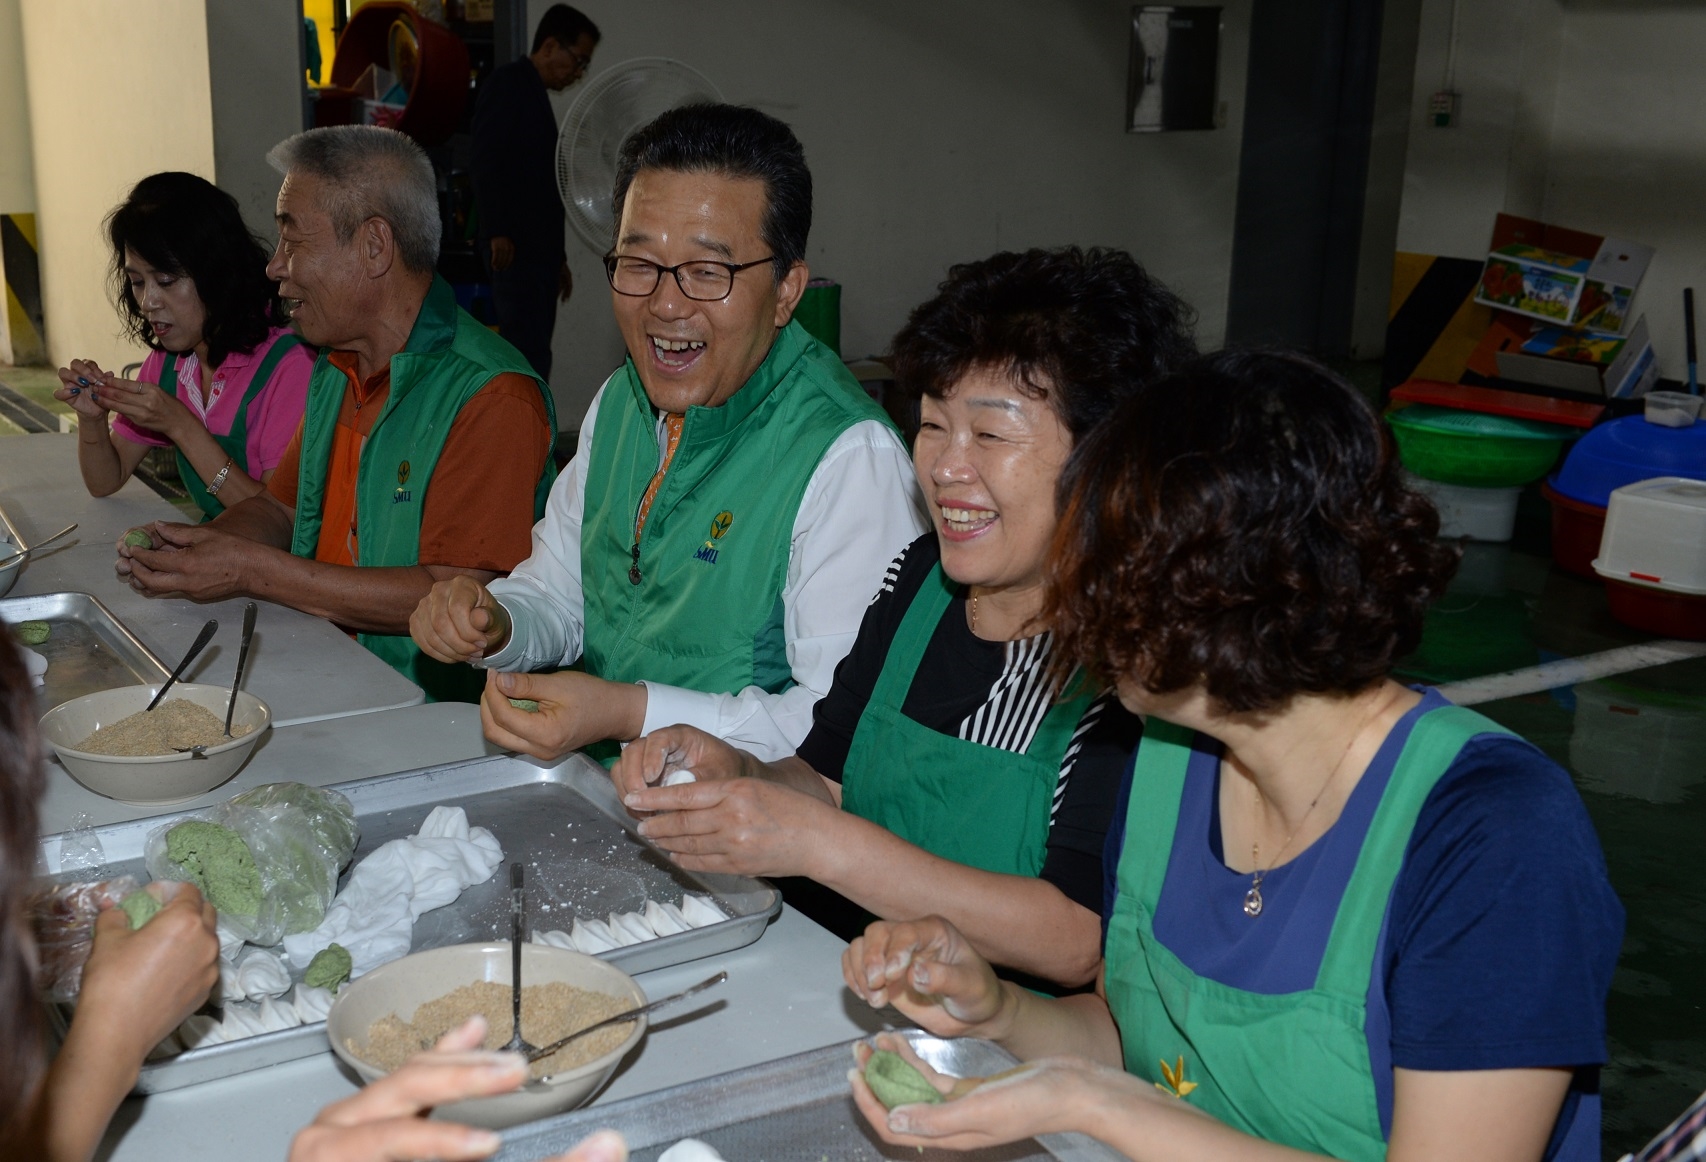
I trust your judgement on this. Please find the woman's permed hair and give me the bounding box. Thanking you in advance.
[107,172,286,368]
[887,246,1197,440]
[0,634,45,1127]
[1044,348,1460,713]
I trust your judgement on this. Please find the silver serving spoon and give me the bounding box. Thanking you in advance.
[151,618,218,713]
[525,970,728,1069]
[501,863,536,1054]
[223,602,258,737]
[0,522,76,570]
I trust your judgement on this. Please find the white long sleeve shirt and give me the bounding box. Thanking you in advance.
[481,378,929,760]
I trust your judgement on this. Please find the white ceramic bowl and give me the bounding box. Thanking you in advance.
[0,539,21,598]
[327,942,647,1130]
[38,682,271,804]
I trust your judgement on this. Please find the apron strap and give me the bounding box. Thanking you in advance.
[1115,718,1197,914]
[867,560,957,710]
[1315,704,1514,995]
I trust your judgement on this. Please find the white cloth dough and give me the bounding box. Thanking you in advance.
[608,910,652,945]
[661,768,698,787]
[679,894,725,928]
[282,805,502,977]
[292,985,336,1024]
[644,899,689,936]
[219,947,291,1003]
[22,647,46,688]
[658,1140,728,1162]
[570,916,619,954]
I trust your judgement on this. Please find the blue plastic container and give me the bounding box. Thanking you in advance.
[1550,416,1706,507]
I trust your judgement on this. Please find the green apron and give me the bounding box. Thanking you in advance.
[840,561,1091,877]
[159,334,302,520]
[1103,705,1510,1160]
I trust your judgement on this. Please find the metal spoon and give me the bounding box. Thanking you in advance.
[147,618,218,712]
[0,522,77,570]
[501,863,536,1054]
[224,602,258,737]
[525,970,728,1068]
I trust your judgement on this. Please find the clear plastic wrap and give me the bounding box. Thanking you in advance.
[144,782,359,946]
[28,876,140,1002]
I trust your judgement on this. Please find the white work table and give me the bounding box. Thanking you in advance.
[68,706,887,1161]
[2,433,423,728]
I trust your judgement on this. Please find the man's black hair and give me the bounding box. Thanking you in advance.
[533,4,599,52]
[612,103,812,282]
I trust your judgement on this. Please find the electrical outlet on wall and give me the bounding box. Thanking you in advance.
[1429,90,1457,128]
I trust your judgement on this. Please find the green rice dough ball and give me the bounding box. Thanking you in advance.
[16,621,49,646]
[304,943,353,992]
[165,820,262,918]
[123,529,153,549]
[119,889,162,929]
[863,1049,943,1109]
[508,698,541,713]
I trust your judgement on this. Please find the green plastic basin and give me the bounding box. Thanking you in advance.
[1386,404,1575,487]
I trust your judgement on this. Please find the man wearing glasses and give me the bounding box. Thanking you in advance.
[412,103,927,763]
[469,3,599,379]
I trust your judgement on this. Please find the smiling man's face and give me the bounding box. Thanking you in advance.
[267,170,367,351]
[610,168,804,413]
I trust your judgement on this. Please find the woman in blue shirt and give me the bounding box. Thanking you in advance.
[843,350,1623,1162]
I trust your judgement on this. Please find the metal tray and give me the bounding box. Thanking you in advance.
[0,591,170,712]
[494,1032,1128,1162]
[35,752,782,1093]
[0,499,26,598]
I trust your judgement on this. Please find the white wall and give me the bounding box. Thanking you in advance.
[0,0,34,214]
[1396,0,1706,381]
[206,0,305,237]
[18,0,217,371]
[538,0,1252,427]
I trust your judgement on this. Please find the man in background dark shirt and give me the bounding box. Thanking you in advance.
[470,4,600,380]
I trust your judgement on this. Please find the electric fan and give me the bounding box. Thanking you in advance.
[555,58,724,254]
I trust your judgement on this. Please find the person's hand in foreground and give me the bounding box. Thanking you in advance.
[22,881,219,1162]
[290,1015,627,1162]
[608,724,751,802]
[54,359,116,421]
[411,575,512,664]
[848,1032,1138,1154]
[480,669,646,761]
[841,916,1012,1040]
[116,521,258,601]
[624,774,838,879]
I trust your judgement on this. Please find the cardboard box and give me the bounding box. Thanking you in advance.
[1494,314,1659,399]
[1474,213,1653,336]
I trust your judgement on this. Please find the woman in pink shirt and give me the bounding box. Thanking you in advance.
[54,172,311,519]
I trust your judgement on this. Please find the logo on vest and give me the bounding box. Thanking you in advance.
[392,459,413,505]
[693,510,734,565]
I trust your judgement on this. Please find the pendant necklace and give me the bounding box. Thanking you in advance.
[970,592,979,632]
[1242,696,1384,918]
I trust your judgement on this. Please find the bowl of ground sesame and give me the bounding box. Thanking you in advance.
[327,941,649,1129]
[38,682,271,804]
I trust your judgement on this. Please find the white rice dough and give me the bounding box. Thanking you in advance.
[658,1139,727,1162]
[644,898,689,936]
[660,768,698,787]
[679,893,725,928]
[608,910,653,945]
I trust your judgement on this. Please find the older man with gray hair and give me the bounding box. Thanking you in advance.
[118,126,558,701]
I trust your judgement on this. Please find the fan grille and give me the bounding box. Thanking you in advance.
[556,58,724,254]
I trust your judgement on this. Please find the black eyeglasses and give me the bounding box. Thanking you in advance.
[603,254,775,301]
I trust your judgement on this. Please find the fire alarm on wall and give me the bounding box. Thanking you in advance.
[1429,90,1457,128]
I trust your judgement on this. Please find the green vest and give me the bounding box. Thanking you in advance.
[580,320,891,711]
[289,276,557,702]
[159,333,303,520]
[1103,706,1511,1160]
[840,560,1091,877]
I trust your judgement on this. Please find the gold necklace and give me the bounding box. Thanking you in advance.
[1242,696,1385,918]
[970,593,979,632]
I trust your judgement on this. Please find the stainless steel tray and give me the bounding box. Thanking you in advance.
[0,591,170,711]
[35,752,782,1093]
[494,1033,1128,1162]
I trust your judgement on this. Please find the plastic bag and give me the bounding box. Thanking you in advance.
[144,782,359,947]
[28,876,139,1002]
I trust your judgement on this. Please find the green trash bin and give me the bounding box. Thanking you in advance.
[795,279,841,356]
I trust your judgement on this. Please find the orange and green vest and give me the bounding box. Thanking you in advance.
[289,276,557,702]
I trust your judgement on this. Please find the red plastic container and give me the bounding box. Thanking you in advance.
[1604,579,1706,640]
[1542,481,1608,579]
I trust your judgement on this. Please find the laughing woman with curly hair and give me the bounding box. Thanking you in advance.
[842,350,1624,1162]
